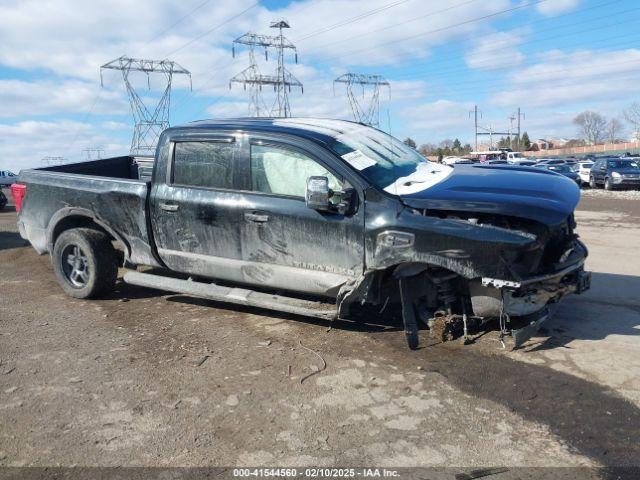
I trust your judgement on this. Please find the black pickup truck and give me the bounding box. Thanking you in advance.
[15,118,590,349]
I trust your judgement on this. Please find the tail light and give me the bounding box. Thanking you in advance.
[10,183,26,212]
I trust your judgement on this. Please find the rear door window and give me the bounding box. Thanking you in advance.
[172,141,236,189]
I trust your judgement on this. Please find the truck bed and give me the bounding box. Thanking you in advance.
[17,156,159,267]
[41,155,155,181]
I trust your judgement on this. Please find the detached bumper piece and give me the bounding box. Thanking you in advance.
[507,269,591,349]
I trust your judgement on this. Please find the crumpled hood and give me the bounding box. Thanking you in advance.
[399,164,580,225]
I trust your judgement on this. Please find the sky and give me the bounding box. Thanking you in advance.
[0,0,639,170]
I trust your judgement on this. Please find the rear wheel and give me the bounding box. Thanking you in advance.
[589,175,597,189]
[52,228,118,299]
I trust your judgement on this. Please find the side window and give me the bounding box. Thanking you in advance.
[250,144,341,197]
[172,141,235,189]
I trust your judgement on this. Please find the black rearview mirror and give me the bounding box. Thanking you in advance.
[305,176,330,211]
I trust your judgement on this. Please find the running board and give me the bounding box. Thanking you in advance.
[123,271,338,320]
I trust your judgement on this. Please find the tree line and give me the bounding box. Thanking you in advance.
[403,102,640,155]
[403,133,533,156]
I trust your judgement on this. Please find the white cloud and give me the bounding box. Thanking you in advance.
[536,0,579,16]
[0,79,128,118]
[0,120,128,171]
[401,99,475,142]
[493,49,640,108]
[465,30,526,70]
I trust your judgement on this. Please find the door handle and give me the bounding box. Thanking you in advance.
[244,212,269,223]
[159,202,179,212]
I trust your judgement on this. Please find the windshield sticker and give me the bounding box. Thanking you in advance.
[341,150,377,170]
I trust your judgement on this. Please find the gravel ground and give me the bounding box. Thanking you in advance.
[1,187,639,477]
[580,187,640,201]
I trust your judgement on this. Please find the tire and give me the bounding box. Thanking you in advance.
[52,228,118,299]
[604,177,614,191]
[589,176,597,189]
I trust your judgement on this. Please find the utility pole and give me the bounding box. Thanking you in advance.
[469,105,482,151]
[101,56,192,155]
[230,20,302,117]
[515,107,525,150]
[333,73,390,127]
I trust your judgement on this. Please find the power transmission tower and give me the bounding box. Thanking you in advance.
[230,20,303,117]
[82,147,104,161]
[333,73,390,127]
[230,43,268,116]
[41,156,67,166]
[100,56,192,155]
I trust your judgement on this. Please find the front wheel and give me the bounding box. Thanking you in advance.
[589,176,597,189]
[604,177,614,191]
[52,228,118,299]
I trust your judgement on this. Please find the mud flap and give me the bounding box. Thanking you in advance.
[398,277,419,350]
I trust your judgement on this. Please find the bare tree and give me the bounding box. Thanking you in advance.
[606,118,623,143]
[624,102,640,140]
[439,139,454,149]
[573,111,607,145]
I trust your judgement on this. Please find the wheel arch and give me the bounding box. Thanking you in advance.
[47,208,130,260]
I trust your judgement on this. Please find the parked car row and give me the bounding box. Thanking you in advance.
[0,170,18,186]
[532,156,640,190]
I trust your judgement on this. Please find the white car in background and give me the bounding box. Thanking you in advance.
[0,170,17,187]
[576,161,594,186]
[442,156,467,165]
[506,152,533,164]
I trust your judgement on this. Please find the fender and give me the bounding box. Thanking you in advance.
[46,207,131,260]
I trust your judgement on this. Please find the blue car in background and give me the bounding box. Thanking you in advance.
[536,163,581,186]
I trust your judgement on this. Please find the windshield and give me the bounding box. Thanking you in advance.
[272,119,452,194]
[608,160,640,169]
[326,126,450,190]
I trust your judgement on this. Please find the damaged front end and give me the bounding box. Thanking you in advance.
[341,183,591,350]
[472,249,591,348]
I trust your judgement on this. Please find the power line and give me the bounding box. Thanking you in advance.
[394,19,637,84]
[146,0,213,45]
[315,0,548,63]
[172,0,483,114]
[403,50,640,97]
[294,0,412,42]
[386,7,638,83]
[303,0,482,54]
[412,61,640,104]
[162,2,260,58]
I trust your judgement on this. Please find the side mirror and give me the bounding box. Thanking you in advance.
[305,176,330,211]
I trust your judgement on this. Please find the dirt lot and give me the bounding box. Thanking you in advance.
[1,186,639,475]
